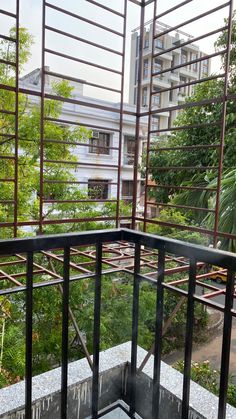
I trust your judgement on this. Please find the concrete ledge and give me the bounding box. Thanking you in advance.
[0,342,235,419]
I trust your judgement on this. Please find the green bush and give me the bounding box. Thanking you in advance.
[175,360,236,408]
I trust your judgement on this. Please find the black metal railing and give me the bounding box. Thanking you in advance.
[0,228,235,419]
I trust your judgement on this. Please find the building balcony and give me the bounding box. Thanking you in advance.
[0,229,235,419]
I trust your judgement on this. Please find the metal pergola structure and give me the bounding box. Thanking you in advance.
[0,0,235,353]
[0,0,234,240]
[0,0,235,370]
[0,3,236,418]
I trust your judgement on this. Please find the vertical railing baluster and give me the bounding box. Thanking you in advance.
[130,242,141,416]
[25,251,33,419]
[181,258,196,418]
[218,269,235,419]
[152,246,165,419]
[61,247,70,419]
[92,242,102,418]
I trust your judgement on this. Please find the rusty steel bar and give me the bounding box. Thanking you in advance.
[132,2,145,228]
[39,0,46,234]
[0,216,132,228]
[149,144,221,151]
[13,0,19,237]
[147,166,219,171]
[45,25,123,57]
[0,34,16,42]
[142,96,226,117]
[0,9,17,18]
[149,121,222,134]
[44,70,122,94]
[143,0,157,232]
[43,138,119,151]
[45,2,124,37]
[45,48,122,75]
[213,1,234,247]
[116,0,127,228]
[150,73,225,96]
[44,116,122,132]
[154,0,193,20]
[44,159,119,168]
[153,26,228,59]
[154,2,230,39]
[43,199,118,204]
[146,202,215,213]
[85,0,125,18]
[152,50,227,78]
[147,184,217,192]
[44,92,125,113]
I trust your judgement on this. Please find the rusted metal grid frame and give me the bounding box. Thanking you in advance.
[138,0,236,244]
[0,229,236,418]
[0,237,234,310]
[0,235,235,392]
[0,3,19,237]
[38,0,128,234]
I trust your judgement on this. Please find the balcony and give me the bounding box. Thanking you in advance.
[0,229,235,419]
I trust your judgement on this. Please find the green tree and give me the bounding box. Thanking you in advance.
[147,14,236,249]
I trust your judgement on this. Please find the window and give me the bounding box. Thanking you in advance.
[143,59,149,79]
[155,37,164,49]
[179,76,187,95]
[136,35,140,57]
[122,180,133,200]
[171,58,177,74]
[151,115,160,132]
[142,87,148,107]
[133,87,137,105]
[135,59,139,83]
[181,50,188,65]
[154,58,162,76]
[202,59,209,75]
[191,53,198,72]
[124,136,135,165]
[144,32,149,49]
[88,179,109,199]
[89,132,110,155]
[169,83,174,101]
[152,88,161,107]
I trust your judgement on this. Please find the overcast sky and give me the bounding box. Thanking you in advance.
[0,0,231,102]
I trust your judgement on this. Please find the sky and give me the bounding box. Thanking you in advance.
[0,0,231,102]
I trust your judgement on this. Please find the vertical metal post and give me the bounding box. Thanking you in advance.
[130,242,141,416]
[92,242,102,418]
[39,0,46,234]
[181,258,196,418]
[61,247,70,419]
[213,0,234,246]
[143,0,157,232]
[152,246,165,418]
[25,251,33,419]
[116,0,127,228]
[132,1,145,229]
[13,0,19,237]
[218,270,235,419]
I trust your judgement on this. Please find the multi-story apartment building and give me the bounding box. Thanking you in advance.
[129,20,211,131]
[20,68,147,220]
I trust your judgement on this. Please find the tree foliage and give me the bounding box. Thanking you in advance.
[147,14,236,250]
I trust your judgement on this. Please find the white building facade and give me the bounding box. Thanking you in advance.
[20,69,147,217]
[129,21,211,131]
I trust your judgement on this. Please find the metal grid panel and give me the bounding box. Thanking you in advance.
[0,229,235,418]
[139,0,235,247]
